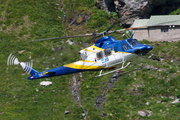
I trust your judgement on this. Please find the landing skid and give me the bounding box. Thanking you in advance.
[112,63,147,78]
[95,61,130,77]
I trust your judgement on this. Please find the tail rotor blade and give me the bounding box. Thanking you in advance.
[26,60,33,68]
[7,53,20,66]
[7,53,11,66]
[24,65,31,74]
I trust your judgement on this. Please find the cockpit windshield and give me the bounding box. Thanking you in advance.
[127,39,139,47]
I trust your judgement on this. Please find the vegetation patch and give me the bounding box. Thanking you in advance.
[0,0,180,119]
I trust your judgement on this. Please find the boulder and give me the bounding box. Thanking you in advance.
[138,111,146,117]
[138,110,153,117]
[76,16,84,24]
[171,98,180,104]
[66,39,74,45]
[40,81,52,86]
[18,50,25,54]
[64,110,70,114]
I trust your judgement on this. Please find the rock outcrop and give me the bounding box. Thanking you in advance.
[96,0,180,27]
[114,0,150,27]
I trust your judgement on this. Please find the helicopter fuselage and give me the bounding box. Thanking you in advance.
[26,36,152,80]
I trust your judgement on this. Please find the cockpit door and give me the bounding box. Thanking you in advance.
[122,42,131,51]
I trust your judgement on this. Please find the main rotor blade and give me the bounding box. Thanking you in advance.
[31,34,99,42]
[106,22,117,33]
[31,28,129,42]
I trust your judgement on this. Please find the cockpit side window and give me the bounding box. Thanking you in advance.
[127,39,139,47]
[104,48,112,56]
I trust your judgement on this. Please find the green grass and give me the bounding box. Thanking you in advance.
[0,0,180,119]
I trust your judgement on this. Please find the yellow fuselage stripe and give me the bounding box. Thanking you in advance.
[64,63,104,70]
[90,45,104,51]
[79,60,96,63]
[117,51,132,54]
[42,72,48,75]
[83,48,97,53]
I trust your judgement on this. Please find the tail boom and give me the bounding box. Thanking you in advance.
[27,66,86,80]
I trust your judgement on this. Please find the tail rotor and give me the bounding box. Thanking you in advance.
[7,53,33,74]
[25,60,33,69]
[7,53,20,66]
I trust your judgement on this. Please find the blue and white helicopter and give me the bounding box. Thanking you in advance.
[7,27,153,80]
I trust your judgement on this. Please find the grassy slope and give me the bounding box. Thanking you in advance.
[0,0,180,119]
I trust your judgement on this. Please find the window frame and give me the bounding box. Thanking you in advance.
[161,28,169,33]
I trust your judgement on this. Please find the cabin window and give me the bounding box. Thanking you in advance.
[104,48,111,56]
[122,43,130,51]
[161,28,168,32]
[96,51,104,60]
[114,46,118,52]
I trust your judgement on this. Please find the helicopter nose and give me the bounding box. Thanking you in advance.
[147,45,153,50]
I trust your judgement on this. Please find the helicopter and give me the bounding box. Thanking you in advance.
[7,24,153,80]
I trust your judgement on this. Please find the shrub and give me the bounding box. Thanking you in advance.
[86,9,110,28]
[168,68,176,73]
[169,8,180,15]
[161,97,170,102]
[110,12,118,20]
